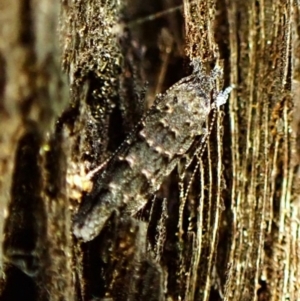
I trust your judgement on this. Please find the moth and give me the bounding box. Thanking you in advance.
[73,59,232,242]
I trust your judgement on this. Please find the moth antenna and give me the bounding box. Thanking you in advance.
[178,107,217,239]
[178,80,233,236]
[86,86,166,180]
[177,176,185,239]
[184,106,217,170]
[86,141,130,179]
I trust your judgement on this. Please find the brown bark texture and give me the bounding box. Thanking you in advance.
[0,0,299,301]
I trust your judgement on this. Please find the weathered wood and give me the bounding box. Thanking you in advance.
[0,0,299,300]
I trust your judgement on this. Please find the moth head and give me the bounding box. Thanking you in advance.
[214,85,234,108]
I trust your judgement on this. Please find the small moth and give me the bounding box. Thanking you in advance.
[73,59,232,241]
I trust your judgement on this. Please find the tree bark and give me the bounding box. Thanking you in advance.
[0,0,299,300]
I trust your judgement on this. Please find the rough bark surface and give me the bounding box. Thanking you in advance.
[0,0,299,301]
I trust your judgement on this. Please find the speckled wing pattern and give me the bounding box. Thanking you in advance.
[73,60,231,241]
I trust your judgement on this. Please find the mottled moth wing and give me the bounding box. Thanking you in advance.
[73,60,230,241]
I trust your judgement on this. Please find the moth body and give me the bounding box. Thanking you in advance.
[73,60,231,241]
